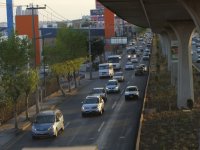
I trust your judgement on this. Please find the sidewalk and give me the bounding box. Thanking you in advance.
[0,71,98,150]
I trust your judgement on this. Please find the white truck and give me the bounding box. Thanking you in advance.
[99,63,114,78]
[107,55,122,70]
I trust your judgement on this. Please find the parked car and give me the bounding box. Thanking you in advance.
[124,86,140,100]
[32,109,64,139]
[125,61,134,70]
[90,87,107,102]
[105,79,120,93]
[196,55,200,63]
[81,95,105,117]
[113,71,125,82]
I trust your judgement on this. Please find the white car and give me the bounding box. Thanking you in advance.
[124,86,140,101]
[196,55,200,63]
[81,95,105,117]
[125,61,134,70]
[131,57,139,63]
[112,71,125,82]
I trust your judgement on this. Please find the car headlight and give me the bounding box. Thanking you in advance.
[114,86,118,89]
[32,125,37,131]
[48,126,54,131]
[82,106,85,110]
[106,87,109,90]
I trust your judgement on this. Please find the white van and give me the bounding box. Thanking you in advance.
[107,55,121,70]
[99,63,114,78]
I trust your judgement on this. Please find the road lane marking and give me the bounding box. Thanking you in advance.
[64,122,70,128]
[120,89,125,95]
[112,101,117,109]
[127,81,130,85]
[119,136,126,139]
[89,137,95,140]
[98,121,105,132]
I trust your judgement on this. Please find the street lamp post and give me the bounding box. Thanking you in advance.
[88,25,92,80]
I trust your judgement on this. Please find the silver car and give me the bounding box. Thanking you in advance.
[106,79,120,93]
[90,87,107,102]
[125,86,140,100]
[113,72,125,82]
[32,109,64,139]
[81,95,105,117]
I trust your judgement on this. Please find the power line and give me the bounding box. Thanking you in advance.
[42,9,65,22]
[46,5,67,21]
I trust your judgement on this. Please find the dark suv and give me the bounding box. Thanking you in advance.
[135,67,145,76]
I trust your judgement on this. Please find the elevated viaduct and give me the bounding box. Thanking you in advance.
[99,0,200,109]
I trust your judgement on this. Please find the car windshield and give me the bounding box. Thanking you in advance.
[126,87,137,92]
[107,81,117,86]
[99,65,109,70]
[126,62,132,65]
[92,89,103,93]
[35,115,55,124]
[115,72,123,76]
[84,98,99,104]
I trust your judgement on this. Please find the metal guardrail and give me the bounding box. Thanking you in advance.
[135,67,150,150]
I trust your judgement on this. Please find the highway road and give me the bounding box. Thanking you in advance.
[6,53,149,150]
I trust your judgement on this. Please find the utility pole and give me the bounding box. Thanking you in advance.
[27,4,46,113]
[88,25,92,80]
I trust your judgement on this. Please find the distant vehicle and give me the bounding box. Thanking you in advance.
[90,87,107,102]
[32,109,64,139]
[39,65,50,76]
[137,64,148,72]
[142,55,150,61]
[107,55,122,70]
[99,63,114,78]
[131,57,139,63]
[105,79,120,93]
[124,86,140,101]
[112,71,125,82]
[135,67,145,76]
[196,47,200,53]
[125,61,134,70]
[196,55,200,63]
[81,95,105,117]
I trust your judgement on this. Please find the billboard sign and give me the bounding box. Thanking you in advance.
[90,9,104,16]
[111,37,127,45]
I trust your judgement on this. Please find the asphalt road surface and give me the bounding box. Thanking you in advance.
[6,53,149,150]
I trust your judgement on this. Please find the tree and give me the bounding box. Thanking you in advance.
[44,27,88,96]
[91,38,104,63]
[20,69,39,120]
[0,33,32,129]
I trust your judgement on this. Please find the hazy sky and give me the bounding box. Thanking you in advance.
[0,0,96,22]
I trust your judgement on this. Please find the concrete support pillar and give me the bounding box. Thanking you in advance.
[169,21,195,109]
[179,0,200,33]
[165,28,178,86]
[158,34,166,56]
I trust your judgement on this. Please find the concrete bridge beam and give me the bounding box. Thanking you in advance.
[179,0,200,33]
[169,21,195,109]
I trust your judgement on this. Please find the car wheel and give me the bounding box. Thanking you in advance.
[32,136,37,140]
[125,96,128,101]
[82,113,86,117]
